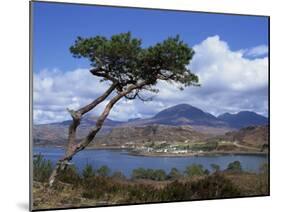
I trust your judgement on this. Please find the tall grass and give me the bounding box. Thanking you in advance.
[33,154,52,182]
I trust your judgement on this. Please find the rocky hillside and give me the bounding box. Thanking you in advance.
[219,125,269,148]
[33,116,121,146]
[92,125,209,147]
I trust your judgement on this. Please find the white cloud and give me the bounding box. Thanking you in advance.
[243,45,268,57]
[191,36,268,92]
[33,68,110,124]
[33,68,162,123]
[33,36,269,124]
[150,35,269,116]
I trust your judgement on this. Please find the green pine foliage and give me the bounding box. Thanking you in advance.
[69,32,199,99]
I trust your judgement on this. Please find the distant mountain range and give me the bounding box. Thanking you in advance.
[33,104,268,146]
[217,111,268,129]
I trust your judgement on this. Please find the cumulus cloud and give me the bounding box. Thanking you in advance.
[151,35,268,117]
[33,35,269,124]
[242,45,268,57]
[33,68,156,123]
[191,36,268,92]
[33,68,110,124]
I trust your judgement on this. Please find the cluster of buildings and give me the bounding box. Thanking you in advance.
[134,142,204,154]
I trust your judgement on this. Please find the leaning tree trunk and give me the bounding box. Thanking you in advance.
[48,83,116,186]
[48,81,146,186]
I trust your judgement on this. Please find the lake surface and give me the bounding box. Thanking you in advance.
[33,147,268,177]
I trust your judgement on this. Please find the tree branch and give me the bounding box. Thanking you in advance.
[65,82,118,157]
[90,68,117,84]
[90,68,137,89]
[63,80,147,161]
[77,82,118,115]
[124,89,139,100]
[157,72,175,80]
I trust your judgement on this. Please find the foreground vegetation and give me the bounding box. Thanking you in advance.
[32,155,269,210]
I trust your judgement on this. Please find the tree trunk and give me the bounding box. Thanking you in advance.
[48,82,117,186]
[48,81,146,186]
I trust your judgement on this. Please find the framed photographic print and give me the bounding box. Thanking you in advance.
[30,0,269,211]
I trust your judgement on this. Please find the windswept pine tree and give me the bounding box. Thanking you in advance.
[49,32,199,186]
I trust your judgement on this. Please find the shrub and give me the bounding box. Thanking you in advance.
[82,176,108,199]
[125,183,160,203]
[82,164,95,179]
[131,168,167,181]
[97,165,111,177]
[79,166,242,203]
[132,167,147,179]
[33,154,52,182]
[82,176,124,199]
[210,163,221,172]
[204,169,210,175]
[226,161,242,172]
[152,169,167,181]
[144,168,155,179]
[258,163,269,194]
[191,173,241,199]
[161,180,192,201]
[259,163,268,174]
[111,171,126,180]
[167,168,182,180]
[184,164,205,177]
[57,164,81,185]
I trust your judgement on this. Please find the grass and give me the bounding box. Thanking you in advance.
[32,157,269,210]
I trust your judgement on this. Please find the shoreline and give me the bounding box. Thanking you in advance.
[34,145,268,158]
[127,151,268,158]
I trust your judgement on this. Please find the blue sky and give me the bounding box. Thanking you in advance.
[32,1,269,124]
[33,2,268,72]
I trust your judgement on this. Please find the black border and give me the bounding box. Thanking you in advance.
[29,1,33,211]
[267,16,270,196]
[29,0,270,211]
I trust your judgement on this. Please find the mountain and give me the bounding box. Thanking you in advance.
[33,104,268,146]
[124,104,227,128]
[218,111,268,129]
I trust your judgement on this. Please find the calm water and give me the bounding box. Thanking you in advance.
[33,147,268,177]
